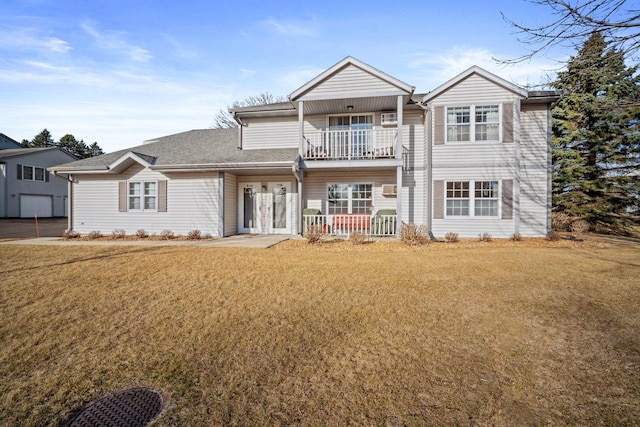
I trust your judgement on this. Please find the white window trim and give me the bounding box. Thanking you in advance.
[326,113,375,129]
[327,182,374,214]
[445,104,502,144]
[22,165,46,182]
[444,179,501,219]
[128,180,158,212]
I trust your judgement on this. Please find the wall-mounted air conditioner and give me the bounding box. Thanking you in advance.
[381,113,397,125]
[381,184,397,196]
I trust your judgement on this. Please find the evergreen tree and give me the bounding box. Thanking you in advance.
[27,129,55,147]
[551,32,640,232]
[23,129,105,158]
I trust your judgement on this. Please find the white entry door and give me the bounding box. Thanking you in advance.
[238,182,291,234]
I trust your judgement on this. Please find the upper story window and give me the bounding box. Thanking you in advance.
[129,181,157,211]
[447,105,500,143]
[21,165,46,182]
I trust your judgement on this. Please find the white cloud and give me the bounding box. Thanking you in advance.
[81,22,152,62]
[0,27,71,53]
[260,16,320,38]
[406,47,564,90]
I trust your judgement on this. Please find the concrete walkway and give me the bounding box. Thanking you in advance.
[0,234,293,249]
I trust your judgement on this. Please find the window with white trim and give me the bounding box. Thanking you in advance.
[22,165,46,182]
[129,181,157,211]
[474,181,499,216]
[445,180,499,217]
[446,105,500,142]
[327,183,372,214]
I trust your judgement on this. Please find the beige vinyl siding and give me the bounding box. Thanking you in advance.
[304,171,397,214]
[224,172,237,236]
[431,167,515,238]
[401,110,426,224]
[432,74,522,105]
[519,104,551,236]
[299,64,405,100]
[73,164,220,236]
[242,116,298,150]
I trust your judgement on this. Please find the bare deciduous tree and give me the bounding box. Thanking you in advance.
[212,92,286,129]
[499,0,640,64]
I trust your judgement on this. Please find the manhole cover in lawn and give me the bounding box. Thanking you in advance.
[69,387,163,427]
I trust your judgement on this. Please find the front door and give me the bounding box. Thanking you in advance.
[238,182,291,234]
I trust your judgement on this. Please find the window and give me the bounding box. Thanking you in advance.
[475,106,499,141]
[446,107,470,142]
[446,181,470,216]
[445,180,500,217]
[21,165,45,182]
[129,181,156,211]
[474,181,499,216]
[327,183,372,214]
[446,105,500,142]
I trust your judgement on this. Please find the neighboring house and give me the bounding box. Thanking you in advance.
[0,147,78,218]
[50,57,560,238]
[0,133,24,150]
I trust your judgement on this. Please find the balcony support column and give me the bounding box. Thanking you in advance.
[396,95,403,235]
[298,101,304,157]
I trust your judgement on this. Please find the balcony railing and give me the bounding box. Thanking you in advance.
[303,214,397,236]
[305,129,397,160]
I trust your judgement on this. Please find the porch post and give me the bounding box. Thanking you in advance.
[298,101,304,157]
[396,95,404,235]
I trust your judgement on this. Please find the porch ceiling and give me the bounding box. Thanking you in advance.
[301,96,413,115]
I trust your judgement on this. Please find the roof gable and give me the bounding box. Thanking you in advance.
[422,66,527,103]
[108,151,156,173]
[290,56,414,101]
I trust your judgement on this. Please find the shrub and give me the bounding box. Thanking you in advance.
[111,229,126,239]
[400,223,429,245]
[349,231,366,245]
[479,232,492,242]
[87,230,102,239]
[552,212,573,232]
[444,232,459,243]
[160,229,174,240]
[187,229,202,240]
[547,231,561,241]
[509,232,522,242]
[62,230,81,240]
[570,219,590,234]
[136,229,149,239]
[305,224,323,245]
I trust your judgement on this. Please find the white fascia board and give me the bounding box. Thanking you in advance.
[108,151,153,170]
[150,161,295,172]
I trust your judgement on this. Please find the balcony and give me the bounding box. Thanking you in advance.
[304,129,397,161]
[303,214,397,236]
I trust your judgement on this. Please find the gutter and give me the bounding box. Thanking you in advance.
[415,101,433,235]
[50,170,74,231]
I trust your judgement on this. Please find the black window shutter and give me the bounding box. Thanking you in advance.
[17,164,22,180]
[45,170,50,182]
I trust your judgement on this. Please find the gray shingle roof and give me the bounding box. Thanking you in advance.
[51,128,299,171]
[0,147,58,160]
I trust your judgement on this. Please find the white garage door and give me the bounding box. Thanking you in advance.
[20,195,53,218]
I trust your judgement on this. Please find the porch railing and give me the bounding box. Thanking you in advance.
[304,129,397,160]
[303,214,397,236]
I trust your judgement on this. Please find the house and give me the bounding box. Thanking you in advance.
[0,146,78,218]
[50,57,560,238]
[0,133,24,150]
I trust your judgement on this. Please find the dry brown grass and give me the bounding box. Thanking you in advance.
[1,239,639,426]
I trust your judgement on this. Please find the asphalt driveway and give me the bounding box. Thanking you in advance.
[0,218,68,238]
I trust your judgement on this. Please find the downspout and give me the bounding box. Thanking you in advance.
[416,102,433,238]
[233,112,244,150]
[292,156,303,235]
[51,170,74,231]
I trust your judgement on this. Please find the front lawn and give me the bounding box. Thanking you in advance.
[1,239,638,425]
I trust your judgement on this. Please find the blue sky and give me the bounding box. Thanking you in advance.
[0,0,572,152]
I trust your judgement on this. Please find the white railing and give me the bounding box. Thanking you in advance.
[305,129,397,160]
[303,214,397,236]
